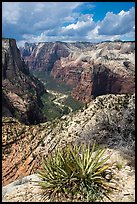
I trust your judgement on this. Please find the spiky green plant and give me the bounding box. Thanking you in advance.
[36,141,114,202]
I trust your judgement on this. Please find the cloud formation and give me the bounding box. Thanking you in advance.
[2,2,135,46]
[98,7,135,35]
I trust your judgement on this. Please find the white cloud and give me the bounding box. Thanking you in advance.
[61,14,95,39]
[62,14,94,31]
[22,33,47,43]
[2,2,21,24]
[33,3,46,12]
[2,2,82,38]
[63,16,75,23]
[2,2,135,44]
[98,7,135,35]
[119,10,129,16]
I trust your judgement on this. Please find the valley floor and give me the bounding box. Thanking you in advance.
[47,89,73,112]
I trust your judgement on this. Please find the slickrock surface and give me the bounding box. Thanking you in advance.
[2,149,135,202]
[2,93,135,202]
[2,174,45,202]
[2,38,46,125]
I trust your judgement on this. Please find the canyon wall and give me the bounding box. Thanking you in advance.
[21,41,135,102]
[2,38,47,124]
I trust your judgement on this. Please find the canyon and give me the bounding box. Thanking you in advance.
[21,41,135,103]
[2,38,135,202]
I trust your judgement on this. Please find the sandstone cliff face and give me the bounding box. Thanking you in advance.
[2,38,46,125]
[51,42,135,102]
[24,41,70,73]
[72,62,135,103]
[22,41,135,102]
[2,94,135,187]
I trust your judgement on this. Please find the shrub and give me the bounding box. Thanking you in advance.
[36,142,114,202]
[64,95,84,112]
[62,106,70,115]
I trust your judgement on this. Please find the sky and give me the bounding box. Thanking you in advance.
[2,2,135,47]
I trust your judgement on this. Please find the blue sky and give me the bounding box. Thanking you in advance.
[2,2,135,47]
[74,2,135,21]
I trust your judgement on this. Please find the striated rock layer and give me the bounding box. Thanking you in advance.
[2,38,47,125]
[23,41,70,73]
[2,94,135,187]
[22,41,135,102]
[72,62,135,103]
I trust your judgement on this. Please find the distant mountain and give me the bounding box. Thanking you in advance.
[21,41,135,102]
[2,38,47,125]
[19,42,36,57]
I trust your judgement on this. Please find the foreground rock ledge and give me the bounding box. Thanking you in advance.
[2,94,135,191]
[2,148,135,202]
[2,174,45,202]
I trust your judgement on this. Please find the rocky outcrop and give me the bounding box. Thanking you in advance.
[24,41,71,73]
[51,42,135,102]
[22,41,135,102]
[2,174,45,202]
[2,159,135,202]
[2,94,135,187]
[72,63,135,103]
[2,38,46,125]
[50,58,84,86]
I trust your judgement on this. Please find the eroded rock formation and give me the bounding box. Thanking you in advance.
[22,41,135,102]
[2,94,135,187]
[24,41,70,73]
[2,38,46,124]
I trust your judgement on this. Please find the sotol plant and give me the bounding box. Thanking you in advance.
[36,142,114,201]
